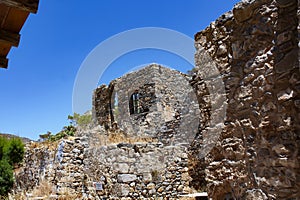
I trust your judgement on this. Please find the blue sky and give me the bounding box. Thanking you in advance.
[0,1,239,140]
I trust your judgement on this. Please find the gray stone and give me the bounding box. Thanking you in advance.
[113,163,130,173]
[117,174,137,183]
[120,184,131,197]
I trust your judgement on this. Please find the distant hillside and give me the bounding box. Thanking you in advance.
[0,133,33,143]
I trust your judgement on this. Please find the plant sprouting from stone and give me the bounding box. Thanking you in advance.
[39,115,80,142]
[68,112,92,127]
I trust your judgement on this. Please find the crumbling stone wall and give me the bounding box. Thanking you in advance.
[14,137,87,198]
[14,127,195,199]
[93,83,115,129]
[83,140,192,199]
[13,0,300,199]
[88,65,202,198]
[54,138,87,196]
[194,0,300,199]
[93,64,200,146]
[14,142,55,191]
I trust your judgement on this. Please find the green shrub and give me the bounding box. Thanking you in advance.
[49,125,76,142]
[0,137,7,160]
[40,114,80,142]
[38,131,51,142]
[62,125,76,136]
[5,138,25,165]
[68,112,92,127]
[0,137,24,165]
[0,159,13,196]
[0,136,25,196]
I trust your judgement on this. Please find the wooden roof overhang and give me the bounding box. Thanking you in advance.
[0,0,39,69]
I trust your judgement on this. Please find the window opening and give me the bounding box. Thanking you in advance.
[129,90,141,115]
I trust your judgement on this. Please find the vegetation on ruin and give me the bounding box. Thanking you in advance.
[68,112,92,127]
[39,125,76,142]
[48,125,76,142]
[38,113,92,142]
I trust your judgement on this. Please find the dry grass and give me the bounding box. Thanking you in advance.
[90,131,158,147]
[88,128,158,147]
[27,140,60,151]
[107,130,157,144]
[31,180,55,198]
[57,188,80,200]
[17,180,81,200]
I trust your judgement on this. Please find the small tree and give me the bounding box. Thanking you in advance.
[5,138,25,165]
[39,131,52,141]
[0,159,13,196]
[0,136,25,196]
[0,137,7,160]
[68,112,92,127]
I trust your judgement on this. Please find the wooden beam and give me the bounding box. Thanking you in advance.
[0,29,20,47]
[0,57,8,68]
[0,0,39,13]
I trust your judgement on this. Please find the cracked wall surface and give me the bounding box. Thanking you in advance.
[194,0,299,199]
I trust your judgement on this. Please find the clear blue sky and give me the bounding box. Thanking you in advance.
[0,1,239,140]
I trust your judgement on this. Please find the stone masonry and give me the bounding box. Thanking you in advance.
[93,64,200,146]
[12,0,300,199]
[14,137,87,198]
[194,0,300,199]
[83,133,192,199]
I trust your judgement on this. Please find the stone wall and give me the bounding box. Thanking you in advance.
[194,0,300,199]
[93,64,200,146]
[14,142,55,191]
[54,138,87,196]
[14,137,87,198]
[93,83,115,129]
[14,129,194,199]
[83,139,192,199]
[13,0,300,199]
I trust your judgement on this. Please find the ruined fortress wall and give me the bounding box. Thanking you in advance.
[14,138,87,198]
[93,83,115,129]
[14,134,194,199]
[14,142,56,191]
[194,0,299,199]
[84,140,192,199]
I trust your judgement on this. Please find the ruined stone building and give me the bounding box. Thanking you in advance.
[86,64,202,198]
[13,0,299,199]
[93,64,200,146]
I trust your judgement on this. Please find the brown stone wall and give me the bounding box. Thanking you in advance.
[194,0,300,199]
[92,83,115,129]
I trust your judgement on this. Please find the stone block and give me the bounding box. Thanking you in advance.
[117,174,137,183]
